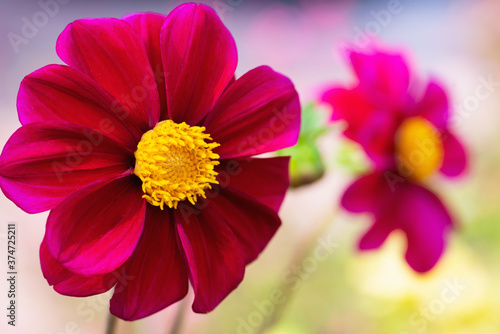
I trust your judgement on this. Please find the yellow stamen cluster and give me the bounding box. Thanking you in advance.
[395,117,444,182]
[134,120,220,209]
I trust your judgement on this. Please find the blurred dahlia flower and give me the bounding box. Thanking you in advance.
[322,47,467,272]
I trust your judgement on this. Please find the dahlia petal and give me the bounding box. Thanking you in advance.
[400,185,452,273]
[161,3,237,125]
[40,239,119,297]
[56,18,160,133]
[217,157,290,212]
[45,176,146,276]
[205,66,300,159]
[18,64,138,148]
[341,172,393,214]
[175,204,245,313]
[122,12,168,121]
[343,173,452,272]
[440,130,467,177]
[0,121,133,214]
[110,206,188,321]
[322,87,396,168]
[416,81,449,129]
[349,50,410,107]
[358,218,394,250]
[208,187,281,264]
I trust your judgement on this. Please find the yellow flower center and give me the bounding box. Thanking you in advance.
[395,117,444,182]
[134,120,220,209]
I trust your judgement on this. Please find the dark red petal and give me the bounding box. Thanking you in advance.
[208,187,281,264]
[174,203,245,313]
[161,3,237,125]
[40,239,119,297]
[122,12,168,121]
[18,64,139,148]
[56,18,160,133]
[217,157,290,212]
[205,66,300,159]
[110,206,188,321]
[45,176,146,276]
[322,87,397,169]
[415,81,449,130]
[440,130,467,177]
[349,50,410,108]
[400,185,452,273]
[0,121,133,214]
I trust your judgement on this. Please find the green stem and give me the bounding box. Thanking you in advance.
[255,209,338,334]
[169,297,189,334]
[105,312,118,334]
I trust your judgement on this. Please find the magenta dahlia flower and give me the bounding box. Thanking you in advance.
[322,48,467,273]
[0,3,300,320]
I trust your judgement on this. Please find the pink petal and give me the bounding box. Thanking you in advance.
[400,184,452,273]
[18,64,139,148]
[208,187,281,264]
[0,121,133,214]
[40,239,120,297]
[161,3,237,125]
[440,130,467,177]
[122,12,168,121]
[415,81,449,129]
[45,176,146,276]
[322,87,397,168]
[342,173,452,272]
[358,218,394,250]
[174,202,245,313]
[349,50,410,108]
[341,171,392,214]
[204,66,300,159]
[110,206,188,321]
[56,18,160,133]
[217,157,290,212]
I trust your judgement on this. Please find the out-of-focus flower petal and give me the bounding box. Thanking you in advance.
[175,204,245,313]
[18,64,139,148]
[45,176,146,276]
[205,66,300,159]
[217,157,290,212]
[110,206,188,320]
[343,172,452,272]
[401,185,452,273]
[56,18,160,133]
[161,3,237,125]
[322,87,397,168]
[122,12,168,121]
[415,81,449,129]
[0,121,132,214]
[440,130,467,177]
[208,187,281,264]
[349,50,410,108]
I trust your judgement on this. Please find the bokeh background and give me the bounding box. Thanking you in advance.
[1,0,499,333]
